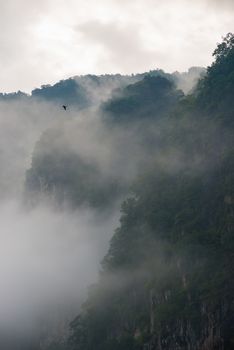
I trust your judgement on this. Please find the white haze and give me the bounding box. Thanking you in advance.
[0,201,118,333]
[0,58,218,345]
[0,99,65,197]
[0,96,120,340]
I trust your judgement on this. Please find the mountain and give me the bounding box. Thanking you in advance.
[66,33,234,350]
[0,38,212,349]
[102,75,183,123]
[0,67,204,107]
[24,74,184,210]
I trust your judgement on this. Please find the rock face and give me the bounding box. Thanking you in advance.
[144,295,228,350]
[68,34,234,350]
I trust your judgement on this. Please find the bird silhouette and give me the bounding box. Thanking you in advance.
[62,105,67,111]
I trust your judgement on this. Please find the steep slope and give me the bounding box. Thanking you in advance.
[24,74,183,210]
[68,33,234,350]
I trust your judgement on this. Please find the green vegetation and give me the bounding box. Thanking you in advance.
[25,73,183,210]
[66,34,234,349]
[25,126,123,209]
[103,75,183,123]
[22,33,234,350]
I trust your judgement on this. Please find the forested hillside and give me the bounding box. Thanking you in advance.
[62,34,234,350]
[24,63,203,211]
[0,67,203,106]
[24,75,183,209]
[2,32,230,350]
[1,0,233,348]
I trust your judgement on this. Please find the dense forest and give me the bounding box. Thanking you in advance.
[1,32,233,349]
[62,33,234,349]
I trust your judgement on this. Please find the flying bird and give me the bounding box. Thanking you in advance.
[62,105,67,111]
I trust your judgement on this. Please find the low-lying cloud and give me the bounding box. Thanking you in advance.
[0,200,118,334]
[0,94,122,342]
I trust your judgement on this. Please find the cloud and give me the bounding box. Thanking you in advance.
[205,0,234,10]
[0,0,233,92]
[77,21,163,73]
[0,98,64,198]
[0,87,125,343]
[0,200,118,333]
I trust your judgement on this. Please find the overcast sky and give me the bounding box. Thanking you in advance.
[0,0,233,92]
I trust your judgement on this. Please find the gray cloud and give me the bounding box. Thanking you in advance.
[77,21,163,72]
[0,97,121,338]
[0,99,64,197]
[0,200,118,333]
[205,0,234,10]
[0,0,232,92]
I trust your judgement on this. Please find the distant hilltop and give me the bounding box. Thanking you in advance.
[0,67,205,107]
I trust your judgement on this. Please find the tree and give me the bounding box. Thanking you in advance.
[213,32,234,62]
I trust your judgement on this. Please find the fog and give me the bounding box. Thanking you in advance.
[0,92,122,346]
[0,98,64,197]
[0,201,118,332]
[0,70,209,347]
[0,78,151,345]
